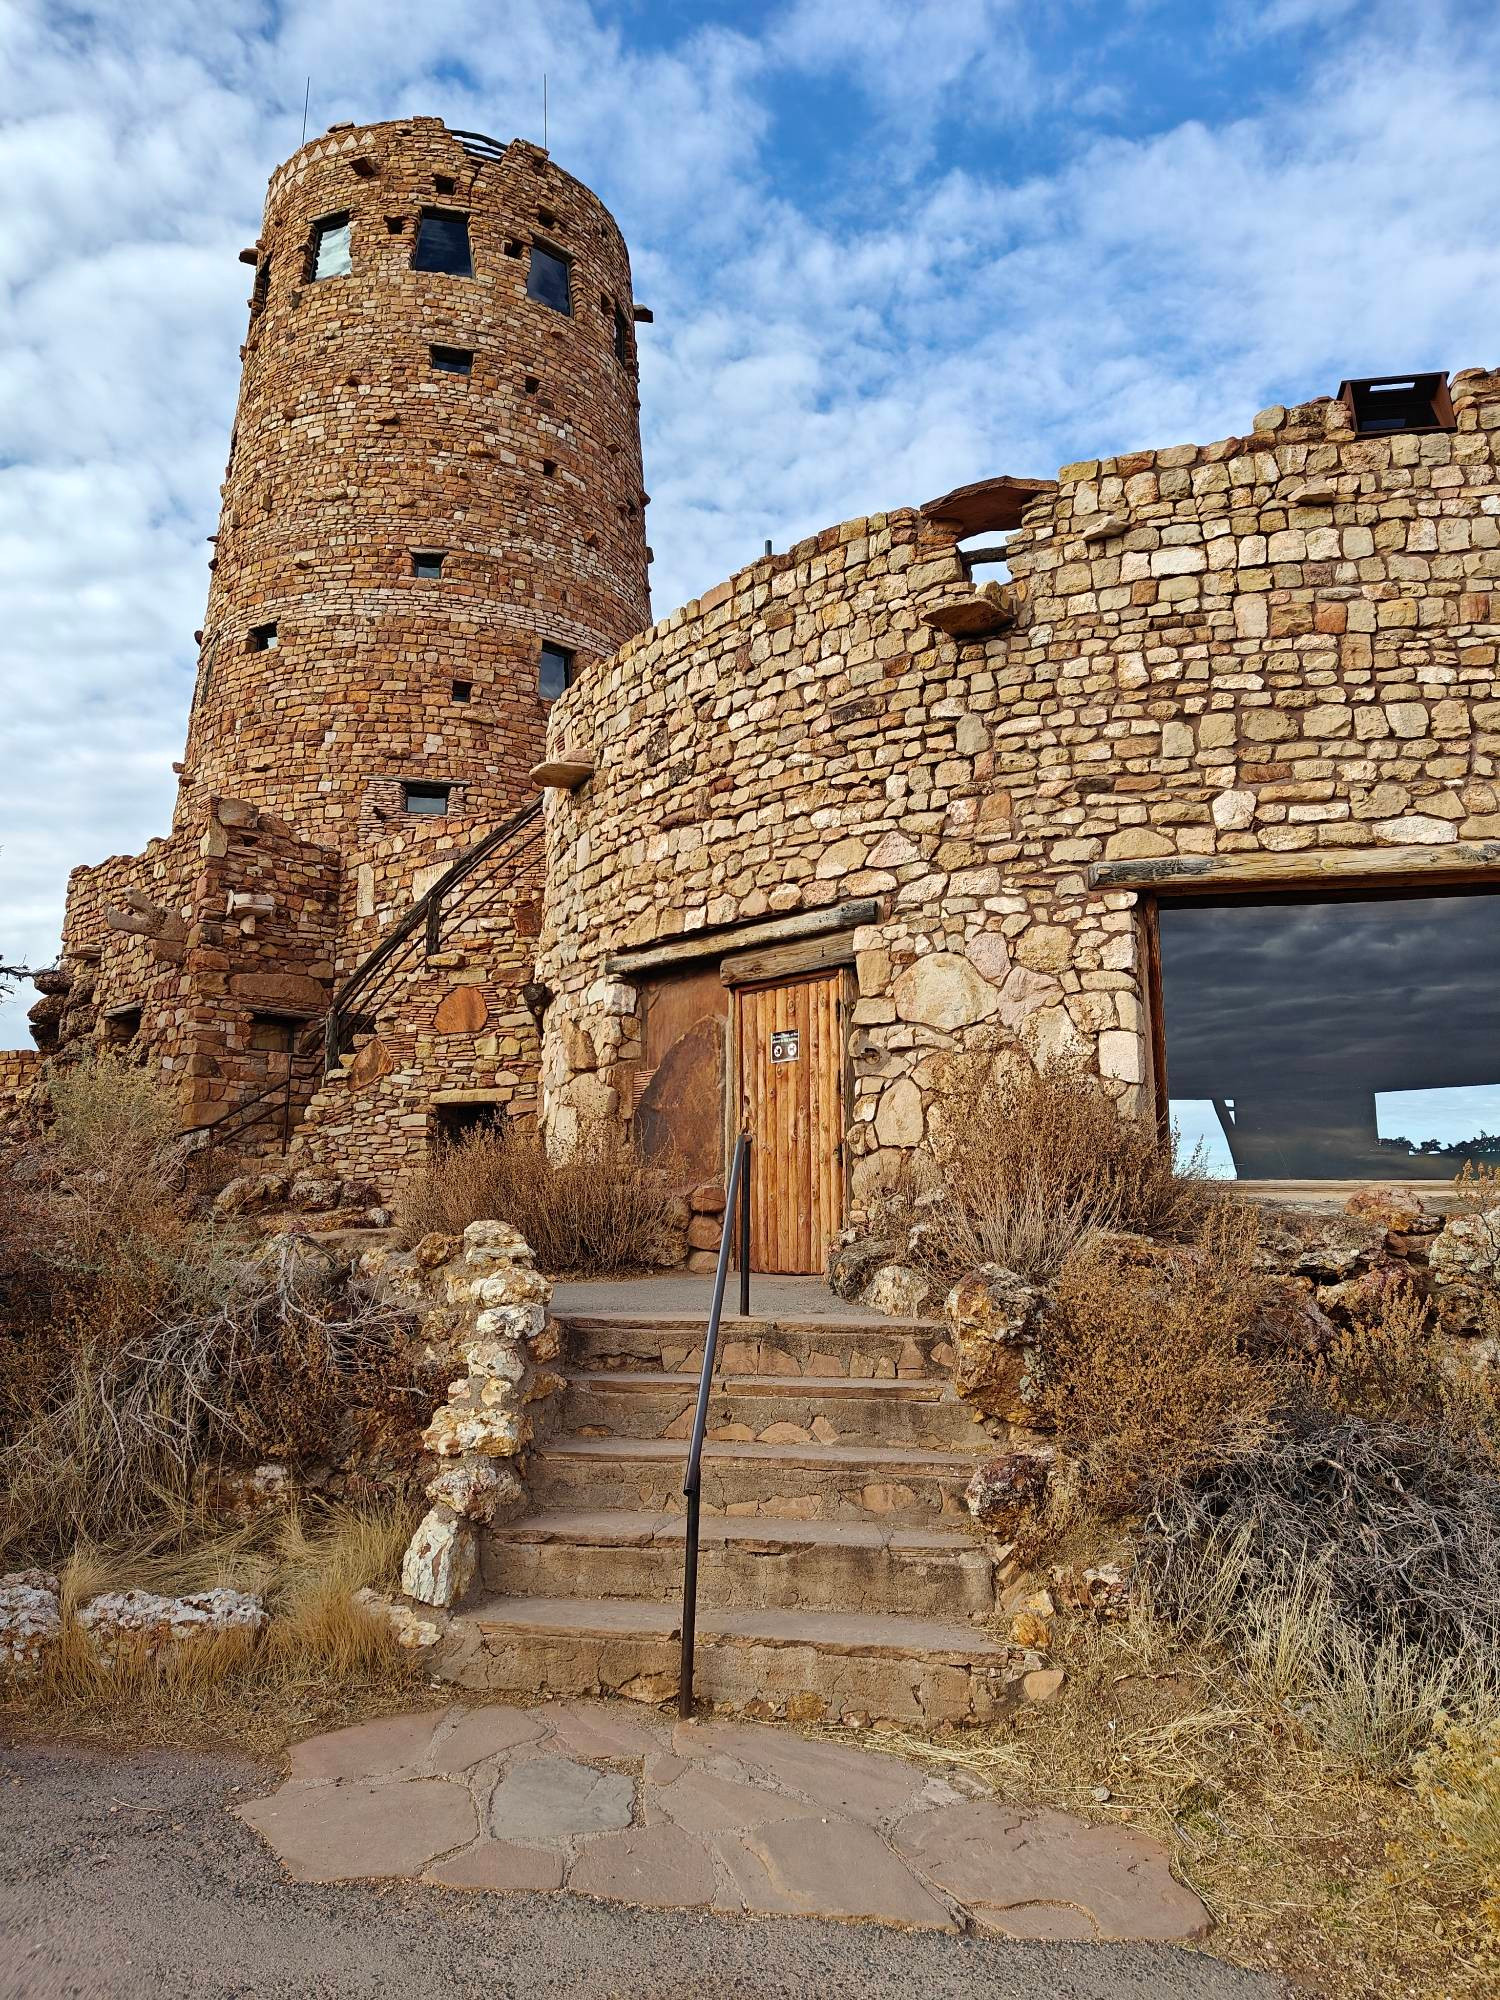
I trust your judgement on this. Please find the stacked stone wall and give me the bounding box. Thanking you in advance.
[179,117,650,853]
[537,368,1500,1210]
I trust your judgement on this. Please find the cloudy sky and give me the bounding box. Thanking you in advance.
[3,0,1500,1047]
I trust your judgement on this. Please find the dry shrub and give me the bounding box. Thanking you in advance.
[872,1046,1212,1284]
[1410,1714,1500,1957]
[395,1123,684,1274]
[1312,1275,1500,1453]
[1035,1206,1277,1511]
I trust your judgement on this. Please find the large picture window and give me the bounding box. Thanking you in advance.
[1155,888,1500,1180]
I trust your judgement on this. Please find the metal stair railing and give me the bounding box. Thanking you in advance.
[678,1132,752,1718]
[323,798,544,1073]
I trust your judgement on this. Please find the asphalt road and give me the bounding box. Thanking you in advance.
[0,1742,1290,2000]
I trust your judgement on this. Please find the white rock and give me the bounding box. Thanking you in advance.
[891,953,998,1030]
[401,1508,477,1607]
[462,1220,536,1266]
[424,1459,525,1523]
[78,1587,266,1666]
[0,1571,61,1678]
[473,1301,547,1342]
[351,1588,447,1651]
[1211,788,1256,830]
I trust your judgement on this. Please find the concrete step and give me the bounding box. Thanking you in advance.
[437,1593,1010,1726]
[481,1509,997,1620]
[529,1435,978,1523]
[562,1371,984,1450]
[563,1313,953,1382]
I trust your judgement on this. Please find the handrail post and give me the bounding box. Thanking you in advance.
[738,1135,751,1318]
[678,1130,749,1720]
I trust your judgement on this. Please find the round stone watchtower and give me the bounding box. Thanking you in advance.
[179,116,650,850]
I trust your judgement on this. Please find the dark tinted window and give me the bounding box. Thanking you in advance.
[413,211,473,276]
[614,303,630,362]
[411,551,444,579]
[527,244,571,314]
[430,345,472,375]
[1157,890,1500,1180]
[538,642,574,700]
[403,782,451,815]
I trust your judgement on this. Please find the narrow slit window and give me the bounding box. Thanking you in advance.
[248,622,278,651]
[451,679,472,703]
[251,257,272,315]
[411,551,445,579]
[309,213,352,281]
[403,781,451,816]
[614,303,630,363]
[527,244,572,315]
[430,344,473,375]
[413,210,473,276]
[539,641,575,701]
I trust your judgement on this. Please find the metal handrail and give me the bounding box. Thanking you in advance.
[678,1132,752,1719]
[324,798,544,1071]
[190,1044,321,1151]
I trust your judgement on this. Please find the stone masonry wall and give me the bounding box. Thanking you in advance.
[537,367,1500,1214]
[180,117,650,855]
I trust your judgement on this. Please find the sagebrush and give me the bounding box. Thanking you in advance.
[395,1122,684,1273]
[869,1047,1211,1283]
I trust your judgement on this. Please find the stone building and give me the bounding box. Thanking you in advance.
[18,119,1500,1274]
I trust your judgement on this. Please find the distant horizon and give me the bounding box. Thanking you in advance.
[6,0,1500,1046]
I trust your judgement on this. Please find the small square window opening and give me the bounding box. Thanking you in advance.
[527,244,572,315]
[404,781,451,816]
[451,680,473,703]
[385,215,405,234]
[524,375,540,395]
[430,345,473,375]
[433,173,456,194]
[542,458,557,478]
[249,1013,299,1053]
[248,623,278,651]
[413,210,473,277]
[539,641,575,701]
[411,551,445,579]
[309,213,352,281]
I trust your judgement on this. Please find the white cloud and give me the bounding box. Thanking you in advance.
[3,0,1500,1046]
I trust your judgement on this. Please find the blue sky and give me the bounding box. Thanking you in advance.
[4,0,1500,1046]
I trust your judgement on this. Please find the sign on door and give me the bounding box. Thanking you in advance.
[770,1028,800,1063]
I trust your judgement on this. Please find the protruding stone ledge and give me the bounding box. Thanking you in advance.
[919,473,1057,537]
[922,584,1017,640]
[1088,839,1500,893]
[531,753,595,791]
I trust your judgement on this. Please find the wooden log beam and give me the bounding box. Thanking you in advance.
[1089,841,1500,894]
[605,899,880,978]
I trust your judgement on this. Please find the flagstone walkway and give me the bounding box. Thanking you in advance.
[234,1699,1210,1944]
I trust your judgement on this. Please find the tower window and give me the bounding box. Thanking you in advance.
[524,375,540,395]
[527,244,572,315]
[403,781,451,816]
[249,1013,299,1053]
[539,642,575,701]
[433,173,456,195]
[542,458,557,478]
[386,216,405,234]
[248,622,278,651]
[413,210,473,277]
[251,257,272,315]
[451,680,472,703]
[430,344,473,375]
[614,304,630,363]
[411,550,446,579]
[1339,372,1454,437]
[309,213,352,281]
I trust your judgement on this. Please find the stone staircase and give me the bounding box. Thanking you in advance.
[437,1306,1017,1726]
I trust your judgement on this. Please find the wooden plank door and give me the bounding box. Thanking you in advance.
[734,970,848,1274]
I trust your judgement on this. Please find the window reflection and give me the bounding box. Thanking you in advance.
[1157,891,1500,1180]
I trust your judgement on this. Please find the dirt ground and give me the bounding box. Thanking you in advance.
[0,1740,1289,2000]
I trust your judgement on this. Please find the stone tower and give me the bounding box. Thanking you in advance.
[179,117,651,850]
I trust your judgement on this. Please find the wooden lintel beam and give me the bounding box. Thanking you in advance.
[605,899,880,978]
[719,931,856,986]
[1089,841,1500,895]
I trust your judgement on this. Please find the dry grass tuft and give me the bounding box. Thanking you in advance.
[870,1046,1212,1284]
[394,1122,685,1275]
[7,1500,426,1756]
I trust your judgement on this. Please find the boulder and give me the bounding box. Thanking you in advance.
[351,1587,446,1652]
[1345,1187,1437,1237]
[414,1231,459,1271]
[965,1448,1055,1528]
[1429,1208,1500,1284]
[462,1220,536,1267]
[288,1173,343,1214]
[78,1587,266,1666]
[250,1231,345,1303]
[948,1266,1047,1423]
[826,1233,896,1302]
[400,1508,477,1608]
[0,1571,61,1678]
[424,1459,525,1524]
[863,1263,940,1318]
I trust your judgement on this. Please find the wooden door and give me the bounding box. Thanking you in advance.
[734,970,848,1274]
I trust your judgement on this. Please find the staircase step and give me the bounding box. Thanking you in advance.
[529,1435,978,1523]
[564,1313,953,1382]
[562,1370,983,1449]
[439,1594,1009,1725]
[482,1510,996,1619]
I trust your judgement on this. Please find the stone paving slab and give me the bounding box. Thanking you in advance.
[233,1698,1213,1944]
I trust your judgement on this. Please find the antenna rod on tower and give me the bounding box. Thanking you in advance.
[543,74,548,150]
[301,77,310,145]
